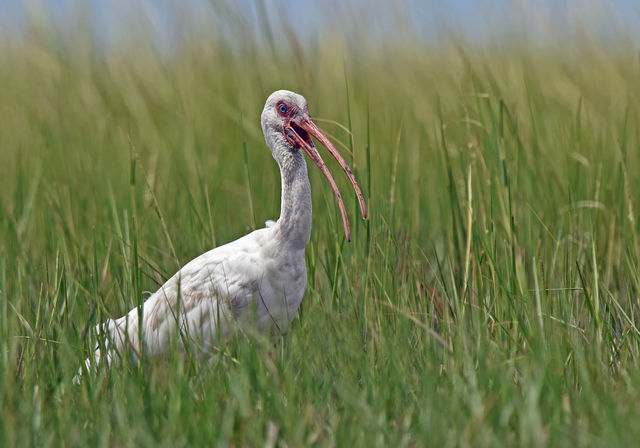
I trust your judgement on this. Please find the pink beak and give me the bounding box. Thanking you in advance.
[284,115,367,242]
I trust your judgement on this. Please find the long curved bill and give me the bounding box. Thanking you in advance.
[286,116,367,242]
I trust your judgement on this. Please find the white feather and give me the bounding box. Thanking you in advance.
[75,90,350,382]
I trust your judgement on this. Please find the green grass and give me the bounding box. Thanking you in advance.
[1,11,640,447]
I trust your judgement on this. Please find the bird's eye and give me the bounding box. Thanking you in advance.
[279,104,287,114]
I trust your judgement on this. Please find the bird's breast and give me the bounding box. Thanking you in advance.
[255,247,307,330]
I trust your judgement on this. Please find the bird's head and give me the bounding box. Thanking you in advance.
[261,90,313,153]
[261,90,367,241]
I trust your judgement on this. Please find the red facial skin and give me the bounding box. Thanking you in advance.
[277,101,367,242]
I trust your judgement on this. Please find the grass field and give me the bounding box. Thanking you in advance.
[1,5,640,446]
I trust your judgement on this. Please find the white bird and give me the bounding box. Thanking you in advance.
[77,90,367,378]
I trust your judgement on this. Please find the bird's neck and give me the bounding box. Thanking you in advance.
[276,150,312,249]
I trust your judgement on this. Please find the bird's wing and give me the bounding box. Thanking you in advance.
[102,228,275,359]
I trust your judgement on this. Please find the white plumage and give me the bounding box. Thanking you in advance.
[76,90,366,378]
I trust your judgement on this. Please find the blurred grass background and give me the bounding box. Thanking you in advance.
[1,0,640,446]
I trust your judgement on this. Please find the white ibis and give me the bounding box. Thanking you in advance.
[77,90,367,378]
